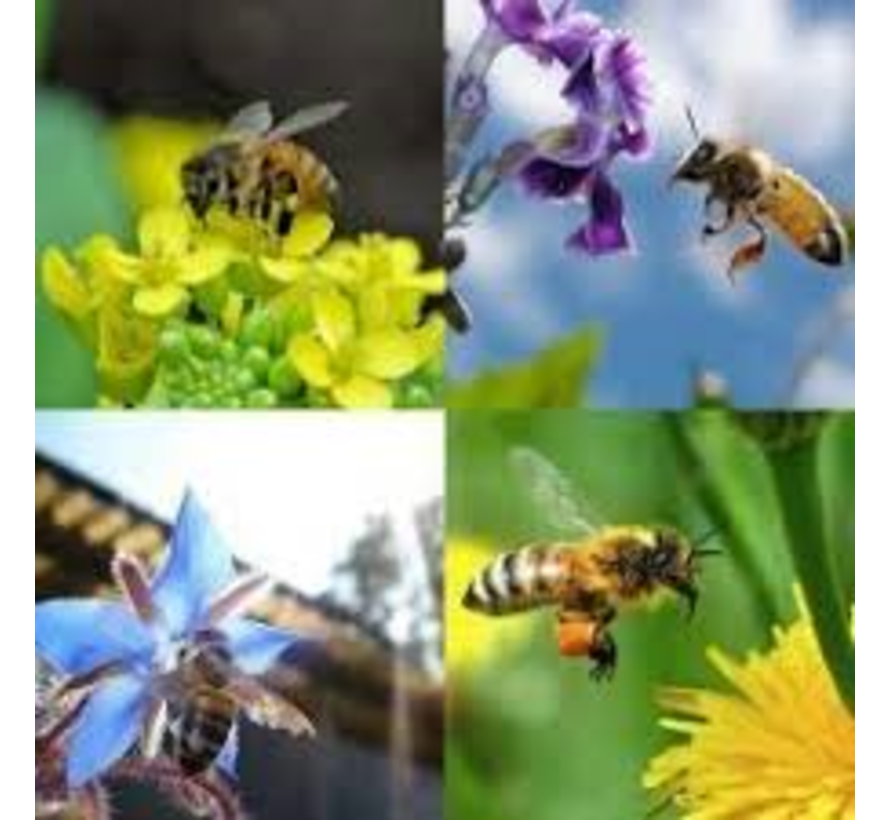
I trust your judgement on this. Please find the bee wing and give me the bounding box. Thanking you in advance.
[263,100,349,142]
[510,446,602,537]
[218,100,275,143]
[226,670,316,739]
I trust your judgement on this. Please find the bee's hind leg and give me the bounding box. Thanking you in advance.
[728,218,768,284]
[588,631,618,682]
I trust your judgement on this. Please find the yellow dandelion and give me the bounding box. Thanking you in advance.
[645,598,854,820]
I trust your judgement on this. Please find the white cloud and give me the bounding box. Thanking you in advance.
[793,358,855,408]
[626,0,854,162]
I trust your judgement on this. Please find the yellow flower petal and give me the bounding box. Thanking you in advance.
[133,284,188,318]
[282,210,334,259]
[95,308,157,403]
[42,248,92,320]
[312,288,355,352]
[288,334,334,388]
[645,593,855,819]
[331,375,393,409]
[175,246,231,285]
[353,330,426,380]
[260,256,309,285]
[138,207,191,258]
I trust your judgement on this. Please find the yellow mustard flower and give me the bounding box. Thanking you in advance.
[446,538,535,673]
[95,307,158,404]
[93,207,233,318]
[319,234,447,329]
[205,208,334,288]
[645,595,854,819]
[113,116,218,212]
[287,286,444,408]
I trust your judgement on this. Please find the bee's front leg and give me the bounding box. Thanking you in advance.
[702,195,735,240]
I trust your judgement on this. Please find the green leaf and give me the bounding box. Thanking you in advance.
[36,0,55,73]
[447,327,601,409]
[36,91,130,407]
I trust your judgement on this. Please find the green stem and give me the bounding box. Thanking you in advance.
[766,442,855,713]
[667,414,780,630]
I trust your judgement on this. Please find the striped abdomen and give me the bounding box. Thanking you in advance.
[463,545,571,616]
[163,688,237,777]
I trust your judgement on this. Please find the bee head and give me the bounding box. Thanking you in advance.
[181,152,226,220]
[651,528,721,618]
[671,138,723,185]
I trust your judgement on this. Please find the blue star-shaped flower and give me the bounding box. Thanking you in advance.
[36,491,311,789]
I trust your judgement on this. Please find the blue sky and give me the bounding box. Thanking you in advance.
[447,0,854,408]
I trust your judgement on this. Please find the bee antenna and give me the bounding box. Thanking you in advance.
[684,105,702,142]
[692,527,721,556]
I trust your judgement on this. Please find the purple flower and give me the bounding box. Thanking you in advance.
[512,27,653,257]
[35,492,313,789]
[562,31,652,128]
[518,119,638,256]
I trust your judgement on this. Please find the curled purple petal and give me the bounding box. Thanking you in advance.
[481,0,551,43]
[568,173,633,256]
[537,11,604,67]
[519,120,609,199]
[36,600,154,677]
[66,673,148,788]
[151,491,238,637]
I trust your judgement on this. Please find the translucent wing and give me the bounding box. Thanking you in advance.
[264,100,349,142]
[230,674,316,739]
[510,446,601,537]
[219,100,275,142]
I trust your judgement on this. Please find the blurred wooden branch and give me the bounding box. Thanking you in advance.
[35,455,443,769]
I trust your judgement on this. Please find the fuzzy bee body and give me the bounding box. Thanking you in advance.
[462,448,717,682]
[152,635,315,778]
[181,100,345,238]
[672,126,849,279]
[162,685,238,777]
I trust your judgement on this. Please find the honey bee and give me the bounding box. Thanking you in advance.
[463,448,719,681]
[181,99,347,237]
[671,109,849,281]
[146,631,315,777]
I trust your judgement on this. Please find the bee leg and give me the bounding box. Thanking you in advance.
[588,631,618,682]
[728,218,768,284]
[702,197,735,240]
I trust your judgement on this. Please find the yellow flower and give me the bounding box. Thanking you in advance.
[205,207,334,288]
[645,597,855,819]
[287,286,444,408]
[93,207,233,318]
[318,234,447,329]
[113,116,218,211]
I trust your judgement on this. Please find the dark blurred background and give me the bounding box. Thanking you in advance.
[44,0,443,246]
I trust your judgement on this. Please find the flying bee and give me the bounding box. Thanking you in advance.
[463,448,719,681]
[671,108,849,281]
[147,631,315,776]
[181,99,347,238]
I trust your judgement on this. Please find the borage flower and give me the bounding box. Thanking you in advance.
[35,492,314,788]
[645,594,855,819]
